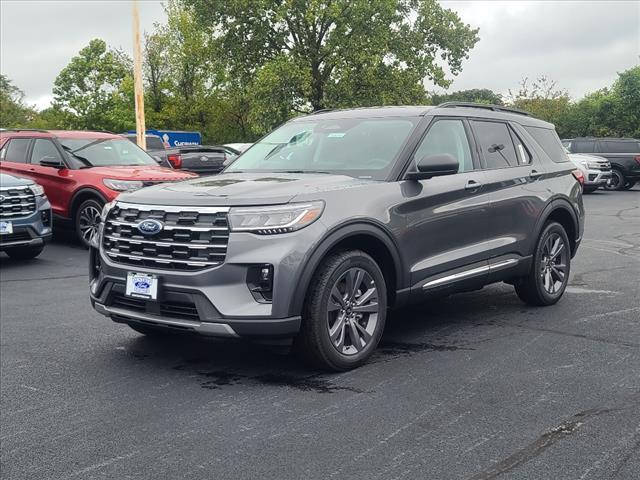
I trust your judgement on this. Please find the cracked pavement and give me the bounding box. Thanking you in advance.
[1,187,639,479]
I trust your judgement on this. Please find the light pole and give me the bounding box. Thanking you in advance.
[132,0,146,150]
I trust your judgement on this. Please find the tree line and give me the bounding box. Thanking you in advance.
[1,0,638,142]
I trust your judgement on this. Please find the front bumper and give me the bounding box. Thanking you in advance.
[88,221,326,338]
[584,168,612,186]
[0,197,52,251]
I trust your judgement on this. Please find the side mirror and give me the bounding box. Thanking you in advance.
[406,153,459,180]
[39,158,65,169]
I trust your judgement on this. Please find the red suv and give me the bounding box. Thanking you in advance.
[0,130,196,246]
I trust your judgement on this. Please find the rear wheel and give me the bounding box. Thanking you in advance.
[75,198,104,248]
[515,222,570,306]
[295,250,387,371]
[5,245,44,260]
[604,169,625,191]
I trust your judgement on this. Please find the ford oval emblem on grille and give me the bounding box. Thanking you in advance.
[136,219,163,235]
[0,195,5,202]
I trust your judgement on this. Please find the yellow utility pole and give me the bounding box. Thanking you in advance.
[132,0,146,150]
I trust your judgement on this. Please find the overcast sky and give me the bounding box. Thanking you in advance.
[1,0,639,110]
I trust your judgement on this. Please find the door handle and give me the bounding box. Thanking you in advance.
[530,169,542,179]
[465,180,483,190]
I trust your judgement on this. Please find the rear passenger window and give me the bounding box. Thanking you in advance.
[2,138,31,163]
[471,121,520,169]
[599,141,640,153]
[524,126,570,163]
[572,140,595,153]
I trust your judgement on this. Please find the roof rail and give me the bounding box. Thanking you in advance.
[436,102,532,117]
[310,108,335,115]
[0,128,50,133]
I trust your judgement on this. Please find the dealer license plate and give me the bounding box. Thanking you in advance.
[126,272,158,300]
[0,221,13,235]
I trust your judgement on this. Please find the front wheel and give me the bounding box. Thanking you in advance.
[5,245,44,260]
[295,250,387,371]
[75,198,104,248]
[515,222,571,306]
[623,180,636,190]
[604,169,625,191]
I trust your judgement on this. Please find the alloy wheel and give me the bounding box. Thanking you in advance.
[327,267,379,356]
[79,204,101,244]
[539,233,568,294]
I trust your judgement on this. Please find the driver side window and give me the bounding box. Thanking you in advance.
[30,139,63,165]
[413,119,473,172]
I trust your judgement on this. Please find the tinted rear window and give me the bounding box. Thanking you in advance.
[3,138,31,163]
[524,126,569,163]
[599,141,640,153]
[572,140,595,153]
[146,136,165,150]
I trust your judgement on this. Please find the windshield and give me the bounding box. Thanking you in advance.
[226,117,419,180]
[59,138,158,167]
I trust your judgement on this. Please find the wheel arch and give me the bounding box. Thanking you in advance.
[533,199,579,257]
[290,221,407,316]
[70,188,107,220]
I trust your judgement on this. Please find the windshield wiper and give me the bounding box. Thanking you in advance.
[60,145,93,167]
[280,170,331,174]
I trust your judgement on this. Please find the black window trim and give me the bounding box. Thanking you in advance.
[468,118,530,171]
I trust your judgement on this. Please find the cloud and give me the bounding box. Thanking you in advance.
[0,0,166,108]
[1,0,638,107]
[436,0,640,99]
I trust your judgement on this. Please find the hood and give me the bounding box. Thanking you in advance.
[0,172,34,187]
[87,165,196,181]
[568,153,608,163]
[117,172,376,206]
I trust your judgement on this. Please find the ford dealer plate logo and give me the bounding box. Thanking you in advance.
[136,219,163,235]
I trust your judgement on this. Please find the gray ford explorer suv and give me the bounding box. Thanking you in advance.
[89,103,584,370]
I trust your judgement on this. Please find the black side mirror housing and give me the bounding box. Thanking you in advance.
[39,158,65,169]
[406,153,459,180]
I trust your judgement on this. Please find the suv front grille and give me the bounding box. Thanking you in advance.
[110,293,200,321]
[102,202,230,271]
[0,186,36,219]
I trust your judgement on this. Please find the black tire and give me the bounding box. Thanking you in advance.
[128,323,171,336]
[75,198,104,248]
[623,180,636,190]
[604,169,625,191]
[5,245,44,260]
[582,185,598,194]
[294,250,387,371]
[515,222,571,306]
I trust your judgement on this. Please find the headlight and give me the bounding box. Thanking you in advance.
[100,200,116,221]
[229,201,324,234]
[103,179,144,191]
[29,184,45,196]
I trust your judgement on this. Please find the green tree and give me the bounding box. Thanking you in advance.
[430,88,503,105]
[0,74,36,127]
[186,0,479,130]
[52,39,130,130]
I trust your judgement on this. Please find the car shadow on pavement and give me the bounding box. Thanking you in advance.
[109,285,527,393]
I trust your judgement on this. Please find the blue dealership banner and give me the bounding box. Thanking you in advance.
[127,129,201,147]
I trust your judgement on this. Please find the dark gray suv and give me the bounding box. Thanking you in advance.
[89,103,585,370]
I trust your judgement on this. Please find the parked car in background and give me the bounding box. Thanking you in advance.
[158,145,231,175]
[567,152,611,193]
[224,143,253,154]
[562,137,640,190]
[0,172,52,259]
[0,130,196,247]
[90,103,584,371]
[121,133,172,168]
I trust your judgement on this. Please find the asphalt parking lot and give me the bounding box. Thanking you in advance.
[1,188,639,480]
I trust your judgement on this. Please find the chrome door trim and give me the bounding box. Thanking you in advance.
[422,258,519,290]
